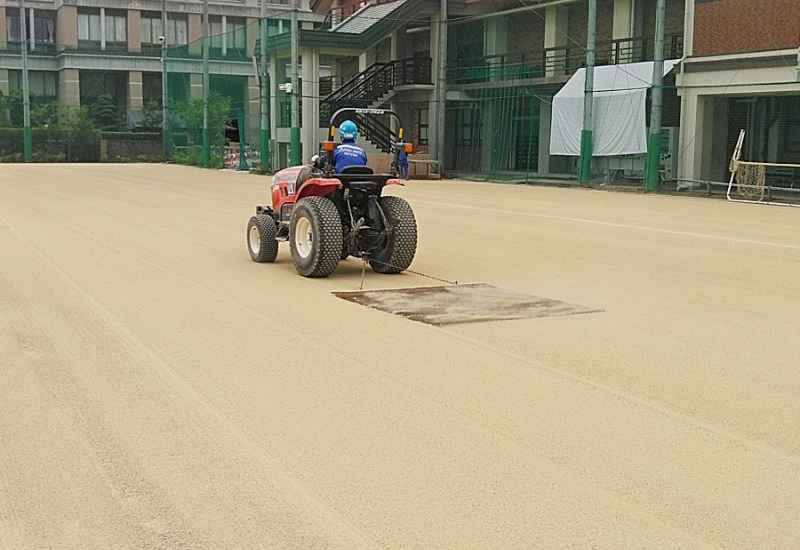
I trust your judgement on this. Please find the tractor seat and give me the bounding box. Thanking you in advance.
[290,165,313,195]
[338,165,374,175]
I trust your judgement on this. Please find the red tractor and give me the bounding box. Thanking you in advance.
[246,108,418,278]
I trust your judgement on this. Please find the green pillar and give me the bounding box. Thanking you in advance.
[645,132,661,190]
[290,127,301,165]
[579,130,593,184]
[23,126,32,161]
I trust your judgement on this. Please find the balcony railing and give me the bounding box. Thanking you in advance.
[1,41,59,55]
[449,35,684,84]
[448,53,544,84]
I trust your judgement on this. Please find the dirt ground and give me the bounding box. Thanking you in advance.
[1,163,798,550]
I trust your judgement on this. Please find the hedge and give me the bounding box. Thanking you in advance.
[101,131,161,141]
[0,127,100,162]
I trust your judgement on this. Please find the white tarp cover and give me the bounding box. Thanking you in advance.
[550,60,679,156]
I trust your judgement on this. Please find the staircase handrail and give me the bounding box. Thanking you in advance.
[325,61,388,104]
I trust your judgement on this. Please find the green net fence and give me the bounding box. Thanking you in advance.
[2,4,798,200]
[446,84,539,182]
[0,12,298,168]
[164,16,281,171]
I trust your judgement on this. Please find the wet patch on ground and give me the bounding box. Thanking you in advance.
[333,283,603,325]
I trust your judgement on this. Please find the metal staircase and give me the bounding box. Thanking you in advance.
[320,57,432,153]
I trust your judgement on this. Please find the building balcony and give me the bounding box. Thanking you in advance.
[448,35,684,85]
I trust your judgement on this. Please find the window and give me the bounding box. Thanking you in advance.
[33,11,56,44]
[6,8,21,42]
[9,70,57,97]
[456,104,482,147]
[105,10,127,44]
[167,15,188,46]
[78,9,101,42]
[416,107,429,146]
[226,18,246,50]
[208,16,244,53]
[142,73,162,104]
[140,12,164,45]
[141,13,187,46]
[210,17,224,49]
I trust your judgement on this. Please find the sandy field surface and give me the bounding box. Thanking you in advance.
[0,163,798,550]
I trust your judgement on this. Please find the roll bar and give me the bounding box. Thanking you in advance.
[320,108,413,176]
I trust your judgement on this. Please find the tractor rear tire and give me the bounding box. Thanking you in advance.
[369,196,417,274]
[247,215,279,263]
[290,196,343,277]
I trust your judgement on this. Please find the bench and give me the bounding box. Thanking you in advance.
[408,159,443,180]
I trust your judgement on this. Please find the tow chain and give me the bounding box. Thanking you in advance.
[360,257,458,290]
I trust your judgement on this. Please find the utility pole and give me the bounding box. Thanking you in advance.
[161,0,169,160]
[289,0,301,165]
[578,0,596,185]
[20,0,32,161]
[645,0,667,191]
[435,0,447,177]
[259,0,271,172]
[202,0,210,167]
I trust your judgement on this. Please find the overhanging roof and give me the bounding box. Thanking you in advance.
[331,0,409,34]
[266,0,424,53]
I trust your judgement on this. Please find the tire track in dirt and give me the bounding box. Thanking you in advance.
[0,204,380,550]
[0,186,765,548]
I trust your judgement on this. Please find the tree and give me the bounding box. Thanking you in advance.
[0,90,11,127]
[176,92,231,147]
[87,94,122,131]
[138,99,163,130]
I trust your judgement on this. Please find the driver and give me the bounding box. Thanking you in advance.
[333,120,367,173]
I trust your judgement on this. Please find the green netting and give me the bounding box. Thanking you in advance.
[447,84,539,182]
[164,17,277,171]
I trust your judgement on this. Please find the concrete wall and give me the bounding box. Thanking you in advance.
[188,14,202,56]
[0,69,9,95]
[677,63,800,184]
[128,71,143,110]
[57,5,79,50]
[128,10,141,53]
[640,0,685,51]
[104,137,162,161]
[507,11,546,58]
[567,0,614,53]
[58,69,80,108]
[0,8,6,51]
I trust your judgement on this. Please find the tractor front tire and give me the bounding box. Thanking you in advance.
[247,215,279,263]
[290,196,343,277]
[369,196,417,274]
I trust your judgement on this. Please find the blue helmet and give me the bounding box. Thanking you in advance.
[338,120,358,141]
